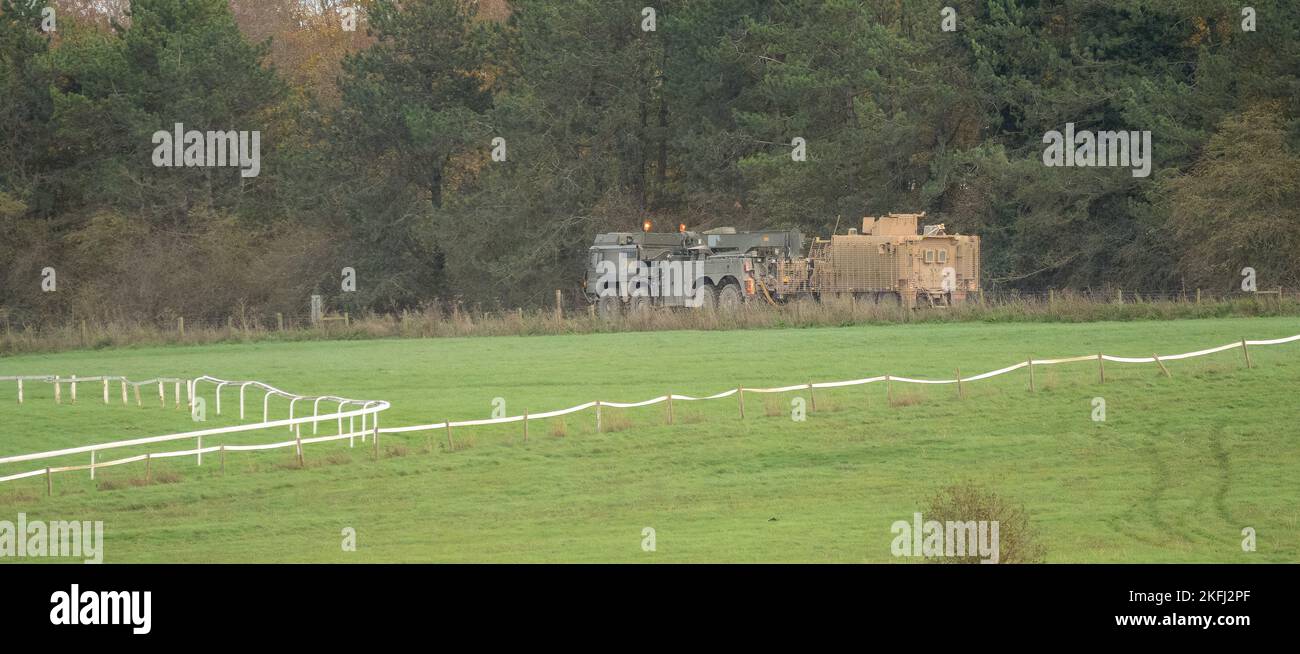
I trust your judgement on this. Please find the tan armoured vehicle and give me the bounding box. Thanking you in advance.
[767,212,981,308]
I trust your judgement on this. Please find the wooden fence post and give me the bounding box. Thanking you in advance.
[121,380,128,405]
[134,384,142,407]
[1153,354,1171,378]
[666,393,673,425]
[523,410,529,441]
[1098,353,1106,384]
[737,387,745,419]
[1241,339,1252,369]
[595,401,602,433]
[445,420,454,451]
[808,382,816,412]
[1027,357,1035,392]
[102,379,109,404]
[555,289,563,321]
[17,378,22,404]
[54,377,61,404]
[46,467,52,496]
[955,368,964,400]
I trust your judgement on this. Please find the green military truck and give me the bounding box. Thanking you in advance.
[582,227,803,317]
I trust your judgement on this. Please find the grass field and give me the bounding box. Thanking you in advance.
[1,316,1298,562]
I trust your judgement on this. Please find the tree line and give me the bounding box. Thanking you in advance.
[1,0,1298,326]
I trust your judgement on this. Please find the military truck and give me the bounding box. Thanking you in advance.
[767,213,981,308]
[583,227,802,317]
[583,213,979,315]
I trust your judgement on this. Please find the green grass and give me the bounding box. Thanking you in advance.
[1,316,1298,562]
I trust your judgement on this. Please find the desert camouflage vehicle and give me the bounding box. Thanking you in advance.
[768,213,981,308]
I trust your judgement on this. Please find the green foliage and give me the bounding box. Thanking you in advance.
[1,0,1298,322]
[327,0,498,310]
[1166,105,1300,291]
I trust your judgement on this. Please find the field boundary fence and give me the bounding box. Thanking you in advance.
[381,333,1298,435]
[2,333,1298,490]
[0,375,388,489]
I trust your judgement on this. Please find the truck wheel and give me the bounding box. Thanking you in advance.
[717,283,743,310]
[875,291,901,306]
[693,282,718,310]
[628,296,652,315]
[597,296,622,319]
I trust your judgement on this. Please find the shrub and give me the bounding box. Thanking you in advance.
[923,482,1046,564]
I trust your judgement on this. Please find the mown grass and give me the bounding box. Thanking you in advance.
[0,316,1297,562]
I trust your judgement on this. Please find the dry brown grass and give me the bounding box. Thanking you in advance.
[600,411,632,433]
[323,453,351,466]
[445,435,476,452]
[3,294,1292,356]
[152,470,182,484]
[889,392,924,408]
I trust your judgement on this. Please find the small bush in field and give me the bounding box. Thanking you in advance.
[923,482,1046,564]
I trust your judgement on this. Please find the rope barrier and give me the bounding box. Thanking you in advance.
[3,333,1297,487]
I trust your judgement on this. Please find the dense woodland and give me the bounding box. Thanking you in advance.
[1,0,1298,325]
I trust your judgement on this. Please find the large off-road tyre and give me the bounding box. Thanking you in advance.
[717,283,744,310]
[627,295,653,315]
[874,291,902,306]
[694,282,719,310]
[596,295,622,319]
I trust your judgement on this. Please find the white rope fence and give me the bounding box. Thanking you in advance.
[2,333,1297,491]
[0,375,389,490]
[379,333,1300,436]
